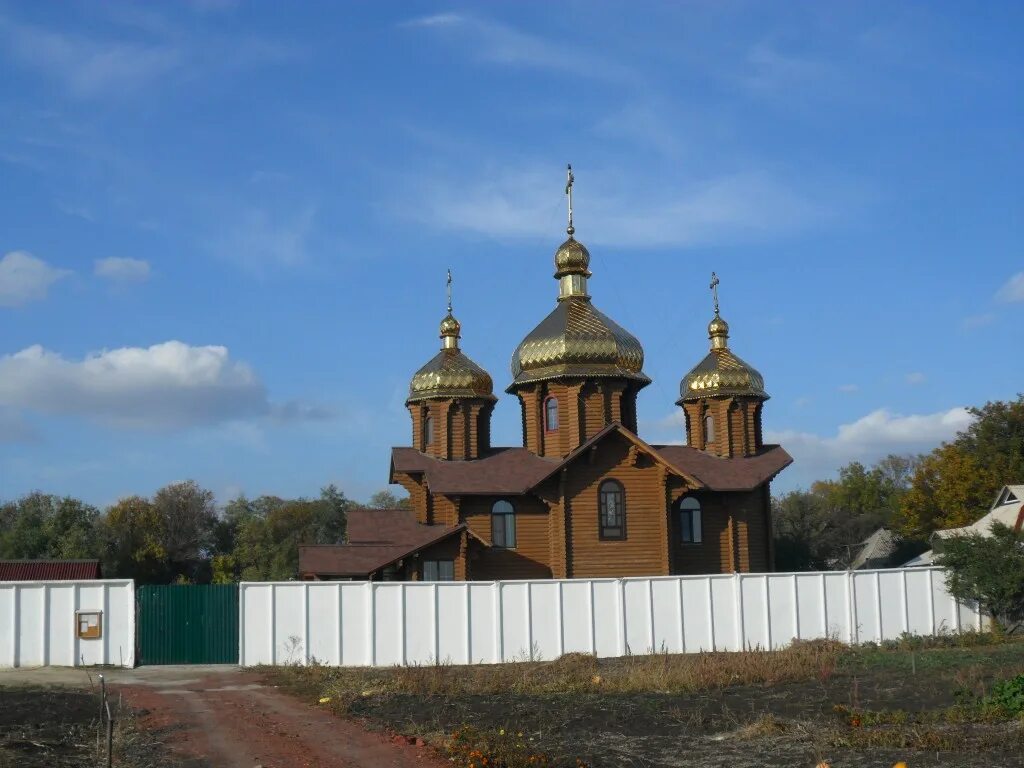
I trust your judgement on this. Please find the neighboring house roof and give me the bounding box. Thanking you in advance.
[391,422,793,496]
[849,528,903,570]
[902,550,935,567]
[904,484,1024,566]
[932,484,1024,542]
[0,559,102,581]
[300,509,464,577]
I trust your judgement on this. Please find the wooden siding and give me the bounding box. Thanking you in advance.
[563,433,670,578]
[461,495,551,579]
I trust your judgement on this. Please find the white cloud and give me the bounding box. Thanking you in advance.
[0,251,71,307]
[766,406,974,489]
[95,257,151,283]
[401,12,633,84]
[0,341,329,429]
[0,16,181,98]
[408,164,829,249]
[996,271,1024,303]
[210,206,317,271]
[838,383,859,393]
[962,312,995,330]
[905,372,926,385]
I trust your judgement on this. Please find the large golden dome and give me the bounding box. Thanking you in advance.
[509,236,649,390]
[408,313,495,404]
[678,313,767,403]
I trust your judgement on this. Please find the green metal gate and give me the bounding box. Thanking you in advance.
[137,584,239,665]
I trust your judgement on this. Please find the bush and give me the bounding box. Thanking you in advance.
[935,522,1024,634]
[988,674,1024,716]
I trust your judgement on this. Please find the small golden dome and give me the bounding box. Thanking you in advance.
[408,348,495,403]
[708,314,729,338]
[678,314,767,403]
[554,236,591,278]
[439,312,461,339]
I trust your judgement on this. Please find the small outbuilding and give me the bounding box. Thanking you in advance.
[0,559,103,580]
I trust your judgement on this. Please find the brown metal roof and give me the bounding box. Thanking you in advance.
[653,443,792,491]
[391,425,790,496]
[391,446,557,495]
[0,559,102,581]
[301,511,464,577]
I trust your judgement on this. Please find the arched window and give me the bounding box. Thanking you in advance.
[703,414,715,447]
[491,500,516,548]
[424,415,434,447]
[545,396,559,431]
[678,496,702,544]
[599,480,625,540]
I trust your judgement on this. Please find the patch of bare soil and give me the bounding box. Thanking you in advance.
[0,686,177,768]
[115,670,451,768]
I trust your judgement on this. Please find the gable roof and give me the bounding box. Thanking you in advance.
[932,483,1024,541]
[527,422,704,489]
[347,507,446,545]
[300,522,464,578]
[0,559,102,581]
[390,424,792,496]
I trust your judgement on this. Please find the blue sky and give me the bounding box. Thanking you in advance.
[0,1,1021,507]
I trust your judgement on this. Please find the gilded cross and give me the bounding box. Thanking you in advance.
[446,268,453,314]
[565,163,575,235]
[710,272,720,315]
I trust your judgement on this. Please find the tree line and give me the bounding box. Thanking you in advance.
[0,484,408,584]
[773,395,1024,570]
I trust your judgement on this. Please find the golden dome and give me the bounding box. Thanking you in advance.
[407,308,495,404]
[408,347,495,403]
[439,312,461,338]
[678,314,767,403]
[554,236,591,278]
[509,295,649,389]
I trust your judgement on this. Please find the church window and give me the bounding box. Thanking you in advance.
[545,396,559,431]
[491,500,517,548]
[423,560,454,581]
[599,480,625,539]
[424,415,434,446]
[678,496,702,544]
[704,414,715,447]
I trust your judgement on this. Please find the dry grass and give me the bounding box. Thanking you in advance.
[273,639,847,705]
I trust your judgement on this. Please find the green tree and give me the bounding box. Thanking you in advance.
[366,489,411,510]
[935,523,1024,634]
[0,492,100,560]
[99,496,167,582]
[152,480,218,582]
[896,395,1024,537]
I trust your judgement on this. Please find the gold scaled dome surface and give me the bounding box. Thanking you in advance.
[407,311,495,404]
[678,314,768,402]
[408,348,495,403]
[509,297,649,388]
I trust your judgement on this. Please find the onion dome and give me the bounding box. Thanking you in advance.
[509,233,649,390]
[678,311,768,403]
[407,278,495,404]
[509,165,649,391]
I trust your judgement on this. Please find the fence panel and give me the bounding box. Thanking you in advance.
[239,567,983,668]
[137,584,238,665]
[0,580,135,668]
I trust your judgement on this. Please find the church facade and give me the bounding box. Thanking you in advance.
[299,170,791,582]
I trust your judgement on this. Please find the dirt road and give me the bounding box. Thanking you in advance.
[0,666,446,768]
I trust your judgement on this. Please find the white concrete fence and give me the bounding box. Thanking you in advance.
[239,567,982,667]
[0,580,136,668]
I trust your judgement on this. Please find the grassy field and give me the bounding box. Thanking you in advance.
[263,633,1024,768]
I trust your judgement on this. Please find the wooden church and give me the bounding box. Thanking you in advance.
[299,168,791,581]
